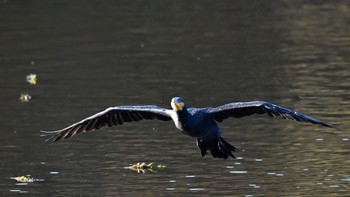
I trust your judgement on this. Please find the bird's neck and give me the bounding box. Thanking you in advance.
[176,107,191,123]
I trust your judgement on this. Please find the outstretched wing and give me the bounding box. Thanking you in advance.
[42,105,172,142]
[207,101,334,128]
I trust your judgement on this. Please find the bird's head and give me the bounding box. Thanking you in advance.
[171,97,186,111]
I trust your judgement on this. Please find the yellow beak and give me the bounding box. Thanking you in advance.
[171,101,184,111]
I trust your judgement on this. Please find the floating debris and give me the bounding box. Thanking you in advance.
[19,94,31,102]
[11,176,44,183]
[26,74,37,85]
[124,162,166,173]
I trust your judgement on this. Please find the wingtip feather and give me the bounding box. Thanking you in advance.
[40,130,62,142]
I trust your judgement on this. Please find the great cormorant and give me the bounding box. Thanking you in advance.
[42,97,335,159]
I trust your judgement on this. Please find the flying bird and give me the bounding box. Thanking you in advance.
[42,97,335,159]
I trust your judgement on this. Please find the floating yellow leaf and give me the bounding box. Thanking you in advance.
[157,164,166,168]
[11,176,44,183]
[11,176,34,183]
[124,162,166,173]
[26,74,37,85]
[19,94,31,102]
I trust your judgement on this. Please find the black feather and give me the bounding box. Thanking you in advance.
[197,137,238,159]
[207,101,335,129]
[42,106,172,142]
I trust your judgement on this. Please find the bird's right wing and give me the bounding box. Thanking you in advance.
[206,101,335,128]
[42,105,172,142]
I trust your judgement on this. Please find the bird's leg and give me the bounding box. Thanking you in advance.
[196,139,208,157]
[196,137,238,159]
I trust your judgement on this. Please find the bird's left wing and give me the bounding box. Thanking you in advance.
[42,105,172,142]
[206,101,335,128]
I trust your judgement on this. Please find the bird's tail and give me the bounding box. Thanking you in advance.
[197,137,238,159]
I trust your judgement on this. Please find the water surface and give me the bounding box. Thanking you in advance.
[1,1,349,196]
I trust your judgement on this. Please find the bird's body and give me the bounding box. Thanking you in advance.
[172,107,212,138]
[43,97,335,159]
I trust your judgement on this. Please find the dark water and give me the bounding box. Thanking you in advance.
[1,0,349,196]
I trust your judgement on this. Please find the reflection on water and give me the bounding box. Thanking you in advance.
[1,0,349,196]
